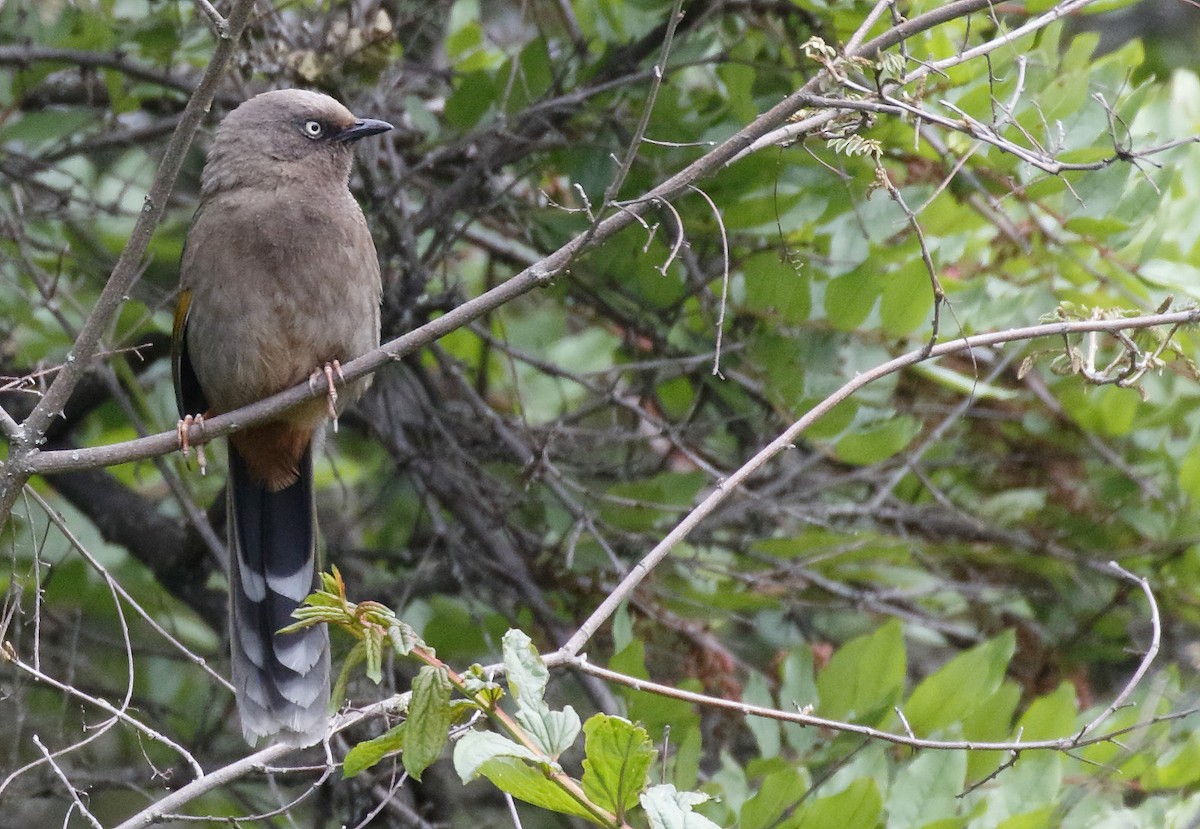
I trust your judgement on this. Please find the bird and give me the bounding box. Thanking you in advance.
[172,89,392,746]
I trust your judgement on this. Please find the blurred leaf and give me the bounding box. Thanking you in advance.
[903,631,1015,735]
[784,777,882,829]
[742,670,781,758]
[740,766,808,829]
[887,750,967,829]
[1015,683,1077,741]
[825,267,880,330]
[834,416,920,465]
[816,619,906,723]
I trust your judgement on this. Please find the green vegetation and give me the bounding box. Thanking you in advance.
[4,1,1200,827]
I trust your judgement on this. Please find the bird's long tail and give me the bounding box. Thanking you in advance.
[226,443,329,747]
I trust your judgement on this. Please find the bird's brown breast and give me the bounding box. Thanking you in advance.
[180,186,382,484]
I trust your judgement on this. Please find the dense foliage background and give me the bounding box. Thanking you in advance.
[6,0,1200,826]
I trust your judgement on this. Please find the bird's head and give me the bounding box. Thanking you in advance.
[202,89,393,195]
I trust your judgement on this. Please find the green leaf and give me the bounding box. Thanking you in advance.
[880,260,934,336]
[742,670,781,758]
[477,757,601,823]
[453,730,545,781]
[331,641,369,711]
[785,777,882,829]
[364,624,384,683]
[517,702,582,759]
[580,715,656,819]
[780,647,819,755]
[499,629,581,757]
[886,750,967,829]
[902,631,1015,735]
[742,250,811,325]
[964,682,1021,783]
[445,69,497,129]
[389,621,423,656]
[1015,683,1077,741]
[834,416,920,465]
[343,722,406,778]
[740,767,808,829]
[404,665,453,780]
[816,619,905,723]
[981,754,1061,826]
[503,629,549,709]
[1178,439,1200,501]
[995,806,1053,829]
[454,732,599,823]
[1141,730,1200,789]
[640,784,722,829]
[825,267,880,331]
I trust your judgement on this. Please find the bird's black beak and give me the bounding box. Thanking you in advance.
[337,118,394,143]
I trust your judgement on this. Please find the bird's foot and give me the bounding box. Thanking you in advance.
[308,360,345,431]
[176,413,208,476]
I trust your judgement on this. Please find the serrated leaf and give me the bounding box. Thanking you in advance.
[404,665,453,780]
[580,715,656,818]
[389,621,422,656]
[343,722,406,778]
[517,701,582,759]
[641,784,721,829]
[364,626,384,683]
[453,730,546,781]
[503,629,549,710]
[461,665,505,707]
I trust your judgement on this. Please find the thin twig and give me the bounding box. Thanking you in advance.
[602,0,685,206]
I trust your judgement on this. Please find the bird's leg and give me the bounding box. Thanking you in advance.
[176,413,208,476]
[308,360,344,431]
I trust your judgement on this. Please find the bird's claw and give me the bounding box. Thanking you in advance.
[309,360,344,431]
[176,414,208,476]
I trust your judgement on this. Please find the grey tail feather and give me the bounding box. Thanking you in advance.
[227,443,330,747]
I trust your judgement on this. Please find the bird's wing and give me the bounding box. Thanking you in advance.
[172,287,210,417]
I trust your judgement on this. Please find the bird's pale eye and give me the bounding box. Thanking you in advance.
[302,120,324,139]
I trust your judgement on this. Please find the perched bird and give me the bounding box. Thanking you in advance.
[172,89,392,746]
